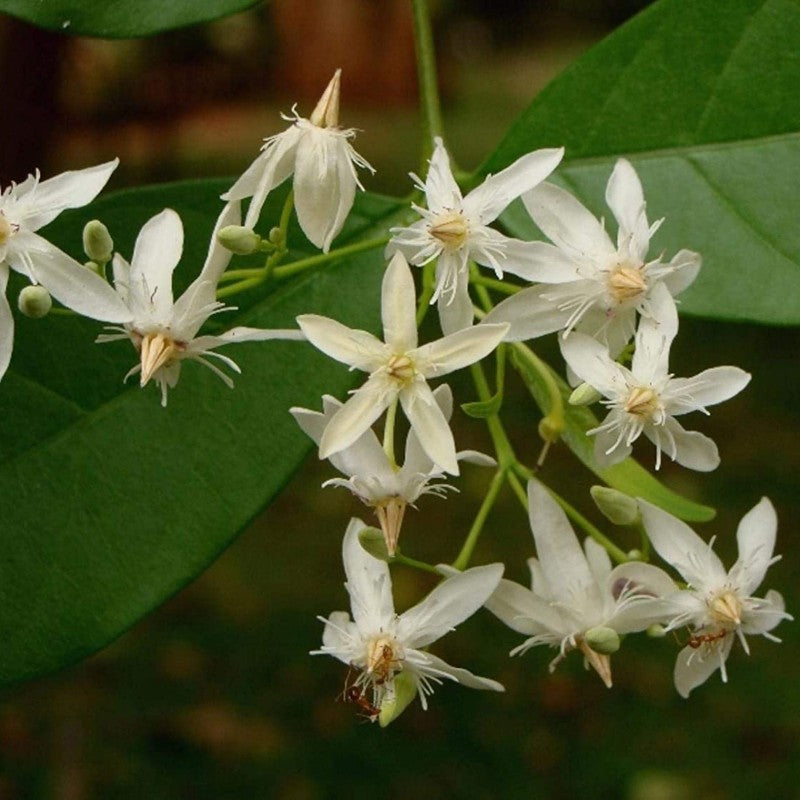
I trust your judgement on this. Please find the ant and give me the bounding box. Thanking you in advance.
[687,629,728,649]
[339,667,380,722]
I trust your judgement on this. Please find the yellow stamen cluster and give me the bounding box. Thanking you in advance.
[386,353,415,384]
[608,264,646,303]
[709,589,743,627]
[139,332,182,387]
[0,214,12,246]
[624,385,660,418]
[429,212,469,251]
[366,636,398,681]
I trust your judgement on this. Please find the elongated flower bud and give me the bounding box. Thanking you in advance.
[569,382,602,406]
[590,485,640,526]
[218,225,261,255]
[82,219,114,264]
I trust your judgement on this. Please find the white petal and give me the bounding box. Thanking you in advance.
[398,563,503,648]
[522,182,614,263]
[110,253,130,306]
[729,497,777,596]
[592,420,632,467]
[605,159,650,261]
[584,538,612,588]
[381,252,418,351]
[129,209,183,320]
[742,589,791,635]
[630,298,676,383]
[0,267,13,380]
[21,159,118,231]
[606,562,679,633]
[400,380,458,475]
[463,147,563,224]
[319,375,393,460]
[24,238,131,322]
[294,130,357,252]
[296,314,385,371]
[664,367,751,416]
[646,418,720,472]
[436,268,474,335]
[482,285,570,341]
[341,518,395,633]
[674,637,733,698]
[320,610,358,659]
[410,650,504,692]
[491,238,581,284]
[192,200,239,288]
[560,332,626,397]
[402,384,452,473]
[413,323,507,378]
[484,578,565,636]
[424,138,463,212]
[638,500,727,589]
[661,249,701,297]
[190,326,305,351]
[527,480,598,609]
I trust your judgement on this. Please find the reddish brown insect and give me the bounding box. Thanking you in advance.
[344,684,380,721]
[687,629,728,649]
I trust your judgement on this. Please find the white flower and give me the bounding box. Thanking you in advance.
[485,480,676,687]
[297,251,508,475]
[222,69,374,252]
[0,160,131,379]
[388,137,563,334]
[312,518,504,719]
[97,203,304,405]
[638,498,791,698]
[560,283,751,471]
[484,158,700,353]
[290,384,495,554]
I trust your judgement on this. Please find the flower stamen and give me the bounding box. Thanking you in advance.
[139,331,182,387]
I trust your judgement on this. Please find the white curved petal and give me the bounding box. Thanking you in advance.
[21,159,118,231]
[0,267,13,380]
[190,327,304,352]
[110,253,131,306]
[664,367,751,416]
[729,497,777,595]
[320,610,358,660]
[296,314,385,371]
[25,238,131,322]
[424,137,462,212]
[560,332,626,397]
[638,500,727,589]
[522,182,614,262]
[606,562,679,633]
[584,538,612,589]
[402,383,452,473]
[484,578,565,636]
[436,269,473,335]
[410,650,504,692]
[490,238,581,284]
[527,480,597,609]
[319,375,393,460]
[592,423,632,467]
[294,130,357,252]
[662,249,701,296]
[463,147,563,224]
[674,637,733,698]
[482,285,569,341]
[646,418,720,472]
[413,323,507,378]
[381,252,418,351]
[400,380,458,474]
[129,209,182,319]
[342,519,395,633]
[742,590,791,635]
[398,563,503,648]
[605,159,650,260]
[197,200,239,286]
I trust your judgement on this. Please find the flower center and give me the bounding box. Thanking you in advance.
[708,589,743,627]
[429,211,469,251]
[138,331,183,387]
[0,213,14,247]
[624,385,660,419]
[375,497,407,557]
[386,353,415,384]
[366,636,399,681]
[607,263,646,304]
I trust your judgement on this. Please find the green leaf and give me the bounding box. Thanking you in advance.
[461,392,502,419]
[510,345,715,523]
[0,0,261,38]
[0,180,401,686]
[482,0,800,326]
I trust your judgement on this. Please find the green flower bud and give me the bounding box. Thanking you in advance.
[217,225,261,255]
[590,485,640,526]
[646,624,667,638]
[268,226,283,245]
[83,260,105,277]
[17,285,52,318]
[358,526,391,562]
[378,670,417,727]
[82,219,113,264]
[538,414,562,443]
[626,548,645,561]
[585,626,621,655]
[569,382,602,406]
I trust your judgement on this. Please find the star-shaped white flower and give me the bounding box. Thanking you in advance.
[290,384,495,554]
[638,498,791,698]
[97,203,304,405]
[388,137,563,334]
[222,69,374,253]
[485,480,676,687]
[0,160,131,379]
[297,251,508,475]
[484,158,700,353]
[560,283,750,471]
[313,518,504,719]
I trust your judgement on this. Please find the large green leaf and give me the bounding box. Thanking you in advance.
[0,181,400,685]
[0,0,261,38]
[482,0,800,325]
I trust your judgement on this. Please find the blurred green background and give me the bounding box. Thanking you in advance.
[1,1,799,798]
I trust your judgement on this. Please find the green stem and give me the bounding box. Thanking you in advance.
[470,361,515,469]
[217,267,265,283]
[383,397,399,468]
[471,275,521,296]
[411,0,443,168]
[272,236,389,279]
[452,469,505,571]
[511,342,564,431]
[393,551,440,575]
[215,276,265,300]
[506,470,529,513]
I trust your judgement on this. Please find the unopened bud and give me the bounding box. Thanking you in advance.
[358,526,391,562]
[378,669,416,728]
[538,415,562,443]
[585,626,621,655]
[18,285,52,318]
[646,624,667,638]
[218,225,261,255]
[268,226,283,245]
[626,548,645,561]
[569,382,602,406]
[590,486,640,526]
[82,220,113,264]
